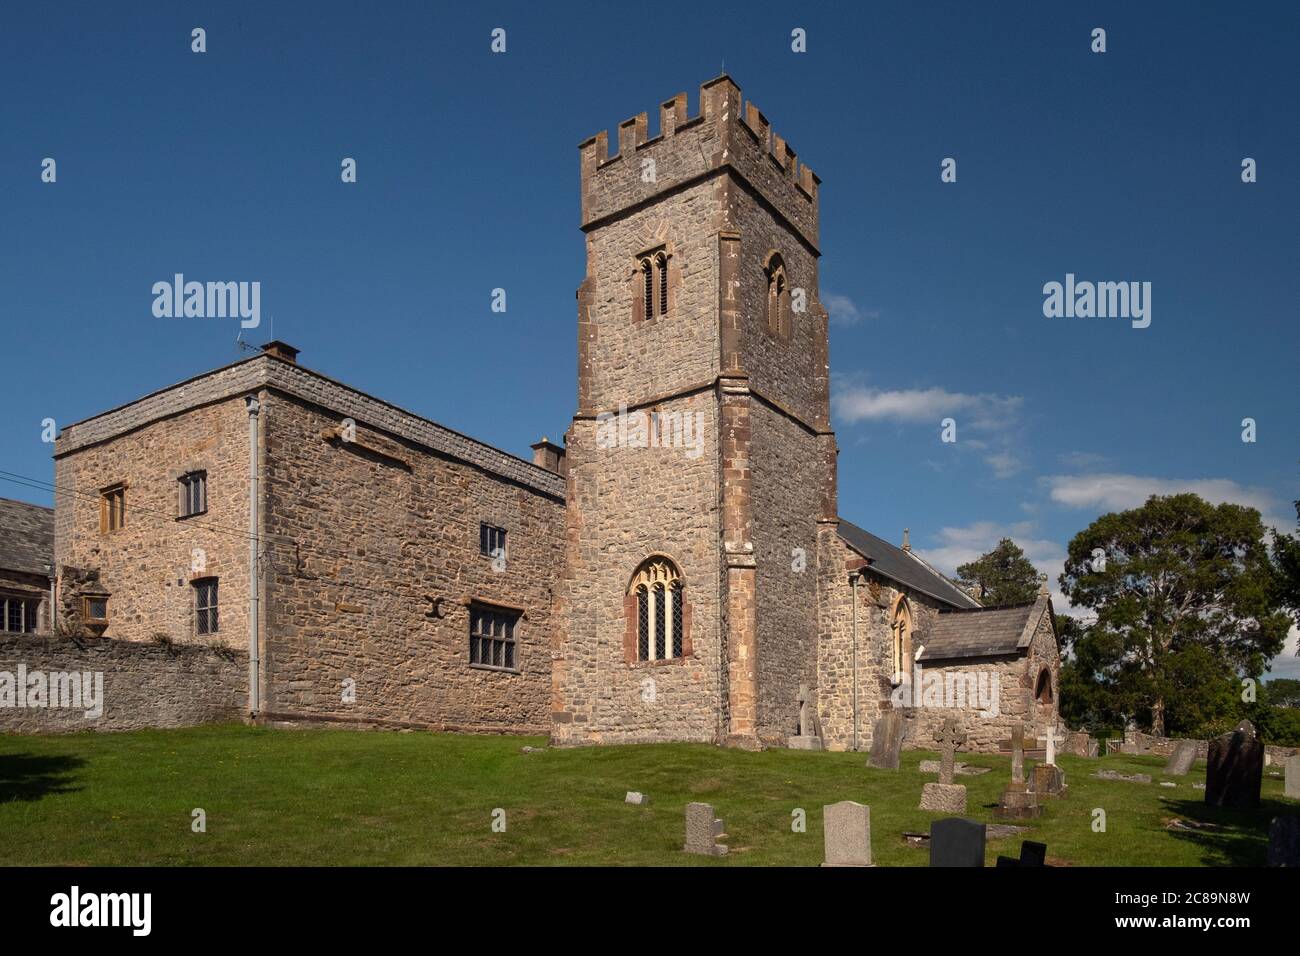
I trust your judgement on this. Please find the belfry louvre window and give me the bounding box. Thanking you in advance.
[630,557,684,662]
[179,471,207,518]
[637,250,669,320]
[99,484,126,532]
[194,578,219,635]
[765,253,791,338]
[470,605,519,671]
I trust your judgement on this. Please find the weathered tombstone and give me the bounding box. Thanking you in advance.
[930,817,985,867]
[920,717,968,812]
[1030,762,1067,798]
[1205,719,1263,809]
[1165,740,1198,776]
[996,721,1041,819]
[1285,754,1300,800]
[683,802,727,856]
[625,791,648,805]
[822,800,873,867]
[788,683,824,751]
[995,839,1047,867]
[867,709,904,770]
[1267,815,1300,867]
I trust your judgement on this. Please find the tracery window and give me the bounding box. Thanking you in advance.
[629,557,683,662]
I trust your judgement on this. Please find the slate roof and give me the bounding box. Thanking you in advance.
[0,497,54,577]
[837,518,981,609]
[918,596,1053,661]
[54,352,566,500]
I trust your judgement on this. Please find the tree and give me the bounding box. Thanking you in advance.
[956,538,1042,606]
[1270,498,1300,628]
[1059,493,1290,737]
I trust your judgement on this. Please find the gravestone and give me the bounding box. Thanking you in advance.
[1031,762,1067,798]
[929,817,985,867]
[1285,755,1300,800]
[683,802,727,856]
[1267,815,1300,867]
[1165,740,1198,776]
[867,710,905,770]
[920,717,968,812]
[996,721,1041,819]
[625,791,648,805]
[996,840,1047,867]
[822,800,873,867]
[788,683,824,751]
[1205,719,1263,809]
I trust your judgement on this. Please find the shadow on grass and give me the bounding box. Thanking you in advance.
[1159,797,1290,866]
[0,752,86,803]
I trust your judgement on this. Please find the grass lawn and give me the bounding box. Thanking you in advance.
[0,724,1294,866]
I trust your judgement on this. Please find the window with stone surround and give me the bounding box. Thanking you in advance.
[1,595,41,633]
[627,557,688,663]
[178,471,207,518]
[99,483,126,533]
[193,578,219,635]
[634,246,671,322]
[469,604,519,671]
[83,595,109,626]
[479,523,506,561]
[764,251,791,339]
[890,597,913,687]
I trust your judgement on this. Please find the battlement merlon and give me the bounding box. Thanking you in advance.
[578,75,820,254]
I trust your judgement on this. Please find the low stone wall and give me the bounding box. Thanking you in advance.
[1110,730,1297,764]
[0,632,246,733]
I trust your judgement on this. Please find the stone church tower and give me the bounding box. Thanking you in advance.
[551,76,837,748]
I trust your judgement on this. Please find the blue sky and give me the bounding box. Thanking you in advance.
[2,2,1296,674]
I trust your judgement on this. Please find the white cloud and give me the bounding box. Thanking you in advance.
[1045,473,1290,531]
[917,520,1070,611]
[822,291,877,327]
[832,382,1022,430]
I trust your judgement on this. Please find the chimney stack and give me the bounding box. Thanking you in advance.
[531,436,567,477]
[902,528,911,552]
[260,341,300,364]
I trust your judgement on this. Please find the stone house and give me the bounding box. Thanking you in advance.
[0,497,54,634]
[18,75,1060,749]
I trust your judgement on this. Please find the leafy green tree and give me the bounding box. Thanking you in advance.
[1263,678,1300,709]
[956,538,1042,607]
[1059,493,1290,737]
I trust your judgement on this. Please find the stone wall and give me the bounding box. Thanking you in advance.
[54,394,254,647]
[259,392,564,734]
[0,631,246,733]
[909,609,1061,753]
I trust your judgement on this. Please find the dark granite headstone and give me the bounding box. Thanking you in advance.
[929,817,985,867]
[1267,815,1300,867]
[995,840,1047,867]
[868,710,905,770]
[1204,719,1263,809]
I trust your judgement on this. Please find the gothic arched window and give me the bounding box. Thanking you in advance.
[640,257,654,320]
[656,252,669,317]
[891,597,913,688]
[629,557,684,662]
[765,252,791,338]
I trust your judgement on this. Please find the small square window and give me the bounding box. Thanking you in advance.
[83,596,109,624]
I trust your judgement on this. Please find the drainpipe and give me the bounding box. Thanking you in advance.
[46,563,55,632]
[850,571,860,752]
[245,395,261,717]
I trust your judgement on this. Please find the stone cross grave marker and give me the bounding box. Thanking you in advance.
[822,801,873,867]
[920,717,968,812]
[1043,725,1061,767]
[929,817,985,867]
[683,802,728,856]
[788,683,823,750]
[936,716,966,785]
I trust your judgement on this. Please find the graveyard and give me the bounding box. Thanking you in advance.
[0,722,1294,866]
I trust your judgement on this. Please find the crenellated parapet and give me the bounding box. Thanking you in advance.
[578,75,820,252]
